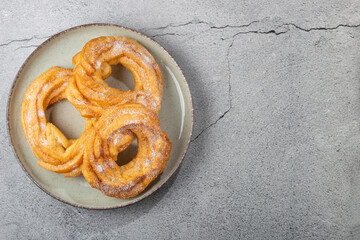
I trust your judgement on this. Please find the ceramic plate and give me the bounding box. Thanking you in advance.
[7,24,193,209]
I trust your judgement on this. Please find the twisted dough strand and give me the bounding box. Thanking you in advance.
[67,36,163,119]
[21,67,92,177]
[82,104,172,198]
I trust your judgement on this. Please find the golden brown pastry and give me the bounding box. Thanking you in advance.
[82,104,172,198]
[66,36,163,119]
[21,67,92,177]
[20,36,172,199]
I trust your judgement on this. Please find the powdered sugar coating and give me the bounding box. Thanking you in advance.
[111,40,125,54]
[21,67,86,177]
[95,60,101,69]
[40,122,46,130]
[96,164,105,173]
[113,132,124,146]
[37,110,45,117]
[144,158,151,168]
[83,104,172,198]
[68,36,163,119]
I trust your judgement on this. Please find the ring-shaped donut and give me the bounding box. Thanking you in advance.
[66,36,163,119]
[82,104,172,198]
[21,67,94,177]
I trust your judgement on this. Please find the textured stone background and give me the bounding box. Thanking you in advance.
[1,0,360,239]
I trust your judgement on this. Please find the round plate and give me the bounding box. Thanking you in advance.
[7,24,193,209]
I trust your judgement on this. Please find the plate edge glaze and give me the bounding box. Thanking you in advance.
[6,23,194,209]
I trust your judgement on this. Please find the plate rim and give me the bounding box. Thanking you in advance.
[6,23,194,210]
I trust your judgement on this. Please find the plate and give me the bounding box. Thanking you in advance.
[7,24,193,209]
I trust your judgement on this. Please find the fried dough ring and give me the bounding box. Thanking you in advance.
[66,36,163,119]
[21,67,93,177]
[82,104,172,198]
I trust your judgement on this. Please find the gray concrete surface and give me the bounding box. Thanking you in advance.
[1,0,360,239]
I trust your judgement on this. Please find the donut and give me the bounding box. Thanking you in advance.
[21,67,93,177]
[66,36,163,119]
[82,104,172,198]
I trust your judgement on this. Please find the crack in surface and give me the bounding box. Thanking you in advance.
[150,19,260,31]
[224,22,360,34]
[150,20,261,39]
[191,39,234,142]
[150,20,360,40]
[150,20,210,30]
[0,35,50,48]
[225,23,360,40]
[286,23,360,32]
[163,20,360,142]
[230,29,288,38]
[15,44,40,51]
[151,32,188,38]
